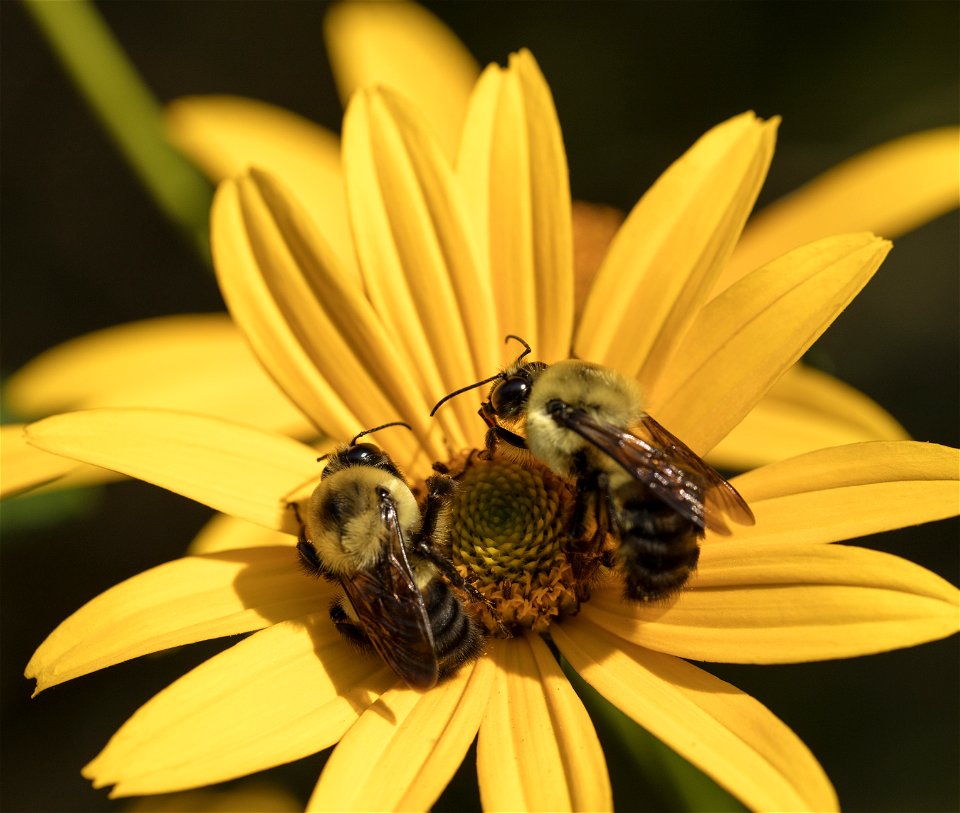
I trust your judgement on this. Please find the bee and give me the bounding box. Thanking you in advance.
[295,422,484,690]
[432,338,755,602]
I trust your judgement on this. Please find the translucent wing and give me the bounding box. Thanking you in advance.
[549,407,754,535]
[339,491,439,690]
[635,414,755,532]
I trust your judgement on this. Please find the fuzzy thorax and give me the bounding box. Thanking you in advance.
[306,468,420,575]
[524,359,645,477]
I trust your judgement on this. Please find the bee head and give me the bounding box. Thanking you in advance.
[342,441,391,468]
[488,361,548,419]
[320,423,410,480]
[430,335,544,420]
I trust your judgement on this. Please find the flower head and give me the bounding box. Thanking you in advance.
[20,26,960,811]
[10,3,960,812]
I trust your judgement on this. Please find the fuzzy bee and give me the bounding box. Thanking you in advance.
[432,338,755,601]
[295,423,483,690]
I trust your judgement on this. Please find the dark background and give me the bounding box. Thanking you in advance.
[2,2,957,811]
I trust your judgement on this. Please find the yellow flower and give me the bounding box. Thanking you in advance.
[22,36,959,813]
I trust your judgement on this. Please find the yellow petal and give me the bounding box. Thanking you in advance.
[307,653,495,812]
[2,454,131,496]
[457,51,574,363]
[85,615,396,797]
[707,363,909,469]
[720,127,960,291]
[575,113,778,385]
[583,540,959,663]
[215,170,442,467]
[26,547,326,693]
[652,233,890,454]
[552,618,838,813]
[1,423,83,497]
[213,176,358,449]
[477,636,611,813]
[186,444,336,555]
[188,513,296,555]
[725,441,960,544]
[5,314,314,438]
[164,95,355,274]
[324,0,480,162]
[25,409,319,532]
[343,88,499,447]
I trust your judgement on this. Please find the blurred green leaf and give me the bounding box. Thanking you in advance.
[1,390,103,534]
[22,0,213,264]
[1,485,103,535]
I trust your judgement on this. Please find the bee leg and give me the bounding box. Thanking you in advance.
[479,403,498,456]
[296,527,339,582]
[414,472,502,615]
[416,466,507,634]
[329,600,372,651]
[288,500,304,527]
[417,473,456,543]
[480,399,528,453]
[410,541,506,634]
[593,472,621,567]
[410,483,484,607]
[569,452,599,539]
[296,531,323,575]
[570,482,590,539]
[409,539,471,597]
[569,463,615,561]
[479,401,499,430]
[412,473,468,590]
[291,500,322,577]
[485,425,527,453]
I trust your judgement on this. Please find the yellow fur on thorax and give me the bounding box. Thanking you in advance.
[524,360,645,478]
[305,467,421,576]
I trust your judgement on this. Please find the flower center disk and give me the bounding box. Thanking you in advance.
[440,452,581,635]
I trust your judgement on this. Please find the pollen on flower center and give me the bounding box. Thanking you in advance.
[432,451,583,636]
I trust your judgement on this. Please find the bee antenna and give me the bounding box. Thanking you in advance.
[316,453,330,463]
[430,372,503,417]
[504,334,533,361]
[350,421,413,446]
[431,336,536,417]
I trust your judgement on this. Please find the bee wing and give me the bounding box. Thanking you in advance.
[551,408,754,535]
[633,414,755,533]
[339,494,439,690]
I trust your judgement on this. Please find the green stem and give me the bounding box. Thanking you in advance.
[22,0,213,264]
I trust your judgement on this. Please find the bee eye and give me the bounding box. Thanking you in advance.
[344,443,383,467]
[491,375,532,417]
